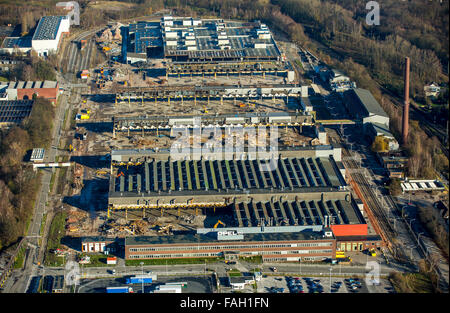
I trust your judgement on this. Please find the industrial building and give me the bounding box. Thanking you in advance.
[112,111,313,137]
[0,81,59,104]
[84,140,382,262]
[107,145,349,224]
[121,17,294,80]
[114,84,308,105]
[1,16,70,56]
[376,152,408,179]
[344,88,399,151]
[124,231,336,262]
[0,37,32,54]
[31,16,70,56]
[0,99,34,127]
[123,17,281,62]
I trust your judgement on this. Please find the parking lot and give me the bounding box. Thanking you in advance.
[256,276,290,293]
[256,276,394,293]
[77,275,215,293]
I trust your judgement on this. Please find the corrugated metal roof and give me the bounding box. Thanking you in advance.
[352,88,388,118]
[370,122,394,138]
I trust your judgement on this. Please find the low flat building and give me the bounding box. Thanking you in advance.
[401,179,445,193]
[229,276,255,290]
[30,148,45,162]
[335,235,383,252]
[81,237,118,253]
[0,80,59,104]
[366,122,399,151]
[125,231,336,262]
[377,152,408,179]
[0,37,32,54]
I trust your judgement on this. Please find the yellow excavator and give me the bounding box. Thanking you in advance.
[213,220,226,228]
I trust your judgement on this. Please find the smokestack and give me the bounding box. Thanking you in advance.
[402,57,410,144]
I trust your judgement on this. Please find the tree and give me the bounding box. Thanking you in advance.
[387,178,402,196]
[371,135,389,152]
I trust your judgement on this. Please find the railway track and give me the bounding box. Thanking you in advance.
[336,133,410,262]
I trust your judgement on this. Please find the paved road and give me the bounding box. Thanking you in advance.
[2,76,72,293]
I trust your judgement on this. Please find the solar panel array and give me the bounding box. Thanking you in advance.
[1,37,32,48]
[32,16,64,40]
[0,100,34,124]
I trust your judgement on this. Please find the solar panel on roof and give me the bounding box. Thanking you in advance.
[33,16,65,41]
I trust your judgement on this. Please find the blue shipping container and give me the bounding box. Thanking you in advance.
[126,277,152,284]
[106,287,132,293]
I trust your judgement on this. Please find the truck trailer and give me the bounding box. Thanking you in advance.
[125,274,155,284]
[106,286,133,293]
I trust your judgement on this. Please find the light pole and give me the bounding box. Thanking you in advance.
[140,262,144,293]
[417,232,425,246]
[401,206,406,218]
[329,267,332,293]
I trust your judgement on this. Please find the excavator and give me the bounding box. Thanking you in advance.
[213,220,226,228]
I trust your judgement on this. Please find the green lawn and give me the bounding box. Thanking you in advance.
[228,269,241,277]
[44,212,67,267]
[13,246,26,269]
[125,257,223,266]
[79,253,113,267]
[70,109,78,129]
[389,272,434,293]
[49,172,56,193]
[56,167,68,195]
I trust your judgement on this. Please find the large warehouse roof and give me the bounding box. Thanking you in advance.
[351,88,388,118]
[32,16,67,41]
[111,157,344,195]
[0,81,58,89]
[125,230,328,246]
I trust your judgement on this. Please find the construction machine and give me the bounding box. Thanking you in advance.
[213,220,226,228]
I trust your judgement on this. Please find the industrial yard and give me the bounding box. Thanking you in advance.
[1,8,448,297]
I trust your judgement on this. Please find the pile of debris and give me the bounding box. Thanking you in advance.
[71,163,84,195]
[100,219,150,235]
[130,220,149,235]
[180,214,194,224]
[66,209,88,233]
[97,23,123,42]
[157,224,174,235]
[130,137,155,148]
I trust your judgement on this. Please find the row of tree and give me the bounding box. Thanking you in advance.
[0,98,55,250]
